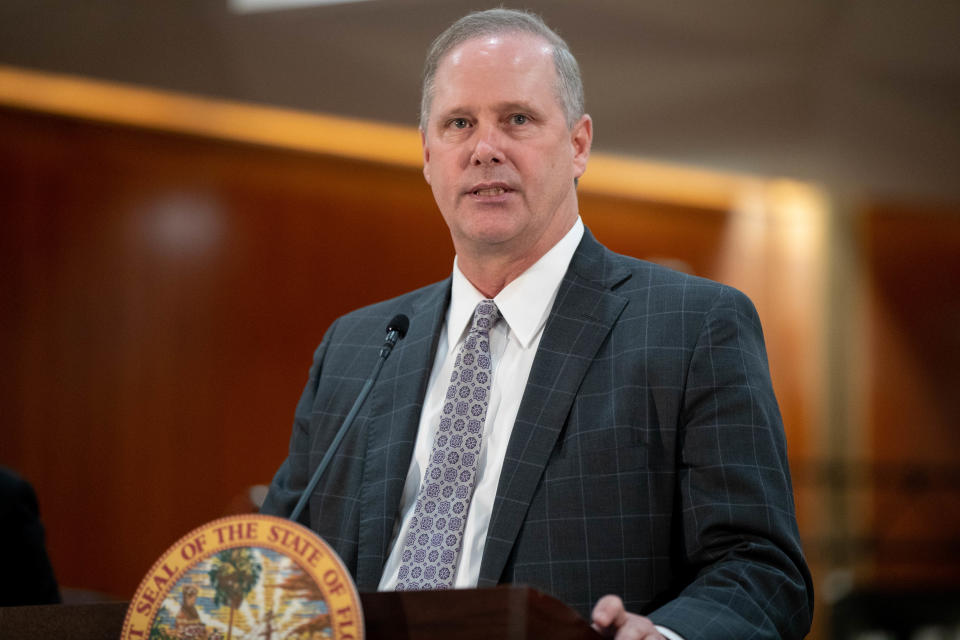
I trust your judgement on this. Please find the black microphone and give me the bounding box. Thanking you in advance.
[381,314,410,358]
[289,314,410,522]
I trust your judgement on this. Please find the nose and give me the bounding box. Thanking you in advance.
[470,125,504,166]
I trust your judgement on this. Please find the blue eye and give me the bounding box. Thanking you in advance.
[450,118,470,129]
[511,114,528,125]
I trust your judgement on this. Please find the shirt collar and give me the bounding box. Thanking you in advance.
[445,217,584,354]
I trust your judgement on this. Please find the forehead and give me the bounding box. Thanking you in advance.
[431,33,559,109]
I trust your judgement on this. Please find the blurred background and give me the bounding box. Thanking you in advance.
[1,1,958,637]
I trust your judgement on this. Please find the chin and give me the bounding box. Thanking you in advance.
[463,219,524,247]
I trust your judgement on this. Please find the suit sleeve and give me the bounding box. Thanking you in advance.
[0,469,61,605]
[259,317,339,525]
[648,286,813,640]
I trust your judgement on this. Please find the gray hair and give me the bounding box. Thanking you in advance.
[420,9,584,131]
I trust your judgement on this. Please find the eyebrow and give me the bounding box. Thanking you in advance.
[499,102,545,117]
[436,101,545,122]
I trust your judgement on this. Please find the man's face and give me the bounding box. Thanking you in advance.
[421,33,591,263]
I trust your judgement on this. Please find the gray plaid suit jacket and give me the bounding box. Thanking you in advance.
[262,229,813,639]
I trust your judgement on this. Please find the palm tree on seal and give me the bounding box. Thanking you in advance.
[208,548,261,640]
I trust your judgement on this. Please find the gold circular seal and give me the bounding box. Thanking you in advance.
[121,514,363,640]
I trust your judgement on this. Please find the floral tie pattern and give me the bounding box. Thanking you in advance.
[396,299,500,590]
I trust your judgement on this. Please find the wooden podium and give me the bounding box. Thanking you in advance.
[0,586,602,640]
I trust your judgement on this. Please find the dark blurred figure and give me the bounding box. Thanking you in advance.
[0,467,60,606]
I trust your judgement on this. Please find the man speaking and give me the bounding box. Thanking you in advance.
[262,9,813,640]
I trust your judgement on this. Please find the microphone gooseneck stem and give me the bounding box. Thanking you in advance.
[288,321,405,523]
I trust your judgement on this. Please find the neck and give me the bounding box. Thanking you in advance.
[456,215,577,298]
[458,254,534,298]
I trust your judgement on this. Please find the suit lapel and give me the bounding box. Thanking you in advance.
[354,281,449,590]
[478,231,630,586]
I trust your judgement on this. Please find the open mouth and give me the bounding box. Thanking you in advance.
[474,187,507,196]
[469,184,513,197]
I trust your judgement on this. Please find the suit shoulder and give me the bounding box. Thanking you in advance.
[338,279,448,323]
[317,279,448,346]
[601,247,752,311]
[0,467,40,521]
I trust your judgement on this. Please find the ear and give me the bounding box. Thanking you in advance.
[570,114,593,179]
[420,128,431,184]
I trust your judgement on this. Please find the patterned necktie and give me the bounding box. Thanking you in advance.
[396,299,500,590]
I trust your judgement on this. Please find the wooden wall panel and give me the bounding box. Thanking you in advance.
[0,107,736,598]
[0,107,448,597]
[862,204,960,586]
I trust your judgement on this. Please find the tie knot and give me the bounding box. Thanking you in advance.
[471,299,500,333]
